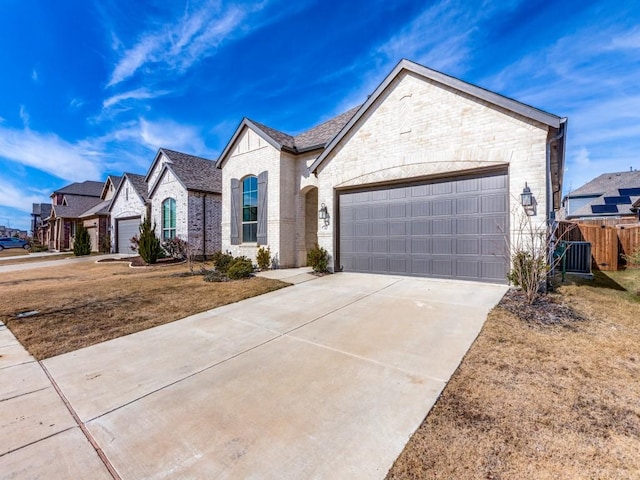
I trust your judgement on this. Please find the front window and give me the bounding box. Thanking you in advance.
[242,176,257,242]
[162,198,176,239]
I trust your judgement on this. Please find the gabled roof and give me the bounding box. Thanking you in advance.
[100,175,122,200]
[566,170,640,197]
[148,148,221,198]
[52,180,103,198]
[107,172,148,213]
[566,170,640,218]
[216,106,360,168]
[51,195,102,219]
[310,59,566,173]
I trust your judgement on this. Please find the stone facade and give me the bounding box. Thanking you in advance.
[315,71,550,264]
[109,176,147,251]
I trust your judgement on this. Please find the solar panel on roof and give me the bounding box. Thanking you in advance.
[619,188,640,196]
[604,196,631,205]
[591,204,619,214]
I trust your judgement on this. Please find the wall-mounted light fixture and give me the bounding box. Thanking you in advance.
[520,183,536,216]
[318,202,330,228]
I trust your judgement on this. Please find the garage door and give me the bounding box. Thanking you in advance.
[338,171,508,283]
[116,218,140,254]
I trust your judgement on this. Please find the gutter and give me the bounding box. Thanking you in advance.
[202,193,207,259]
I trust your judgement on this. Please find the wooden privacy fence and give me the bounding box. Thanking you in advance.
[557,221,640,271]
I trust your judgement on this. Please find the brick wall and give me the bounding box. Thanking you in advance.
[187,192,222,256]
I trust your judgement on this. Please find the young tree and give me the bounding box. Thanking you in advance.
[137,217,162,264]
[73,224,92,256]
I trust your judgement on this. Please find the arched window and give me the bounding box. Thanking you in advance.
[242,176,258,242]
[162,198,176,239]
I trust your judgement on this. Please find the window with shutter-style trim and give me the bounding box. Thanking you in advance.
[230,178,240,245]
[257,171,268,245]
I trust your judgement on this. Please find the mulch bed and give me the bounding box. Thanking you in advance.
[498,288,586,327]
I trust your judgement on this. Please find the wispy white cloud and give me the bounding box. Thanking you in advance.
[103,88,170,109]
[331,0,525,116]
[0,179,45,213]
[69,97,85,110]
[31,69,38,82]
[482,18,640,190]
[0,125,102,182]
[19,105,30,128]
[106,1,265,87]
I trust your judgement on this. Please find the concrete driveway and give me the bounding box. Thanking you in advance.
[1,272,507,479]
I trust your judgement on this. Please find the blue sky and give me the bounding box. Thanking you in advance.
[1,0,639,232]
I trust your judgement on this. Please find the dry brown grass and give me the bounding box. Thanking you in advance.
[1,261,288,360]
[0,252,75,265]
[387,270,640,480]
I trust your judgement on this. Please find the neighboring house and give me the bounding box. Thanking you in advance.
[632,197,640,221]
[46,181,104,251]
[108,172,149,254]
[217,59,567,284]
[31,203,52,243]
[0,226,28,238]
[562,170,640,223]
[145,148,222,256]
[79,175,122,253]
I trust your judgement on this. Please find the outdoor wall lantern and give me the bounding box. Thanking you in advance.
[520,183,536,216]
[318,202,330,228]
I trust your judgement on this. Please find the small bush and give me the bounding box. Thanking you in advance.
[211,250,234,274]
[203,270,229,282]
[163,237,187,259]
[307,243,329,272]
[256,245,271,270]
[73,224,92,256]
[623,246,640,266]
[137,217,163,264]
[226,256,254,279]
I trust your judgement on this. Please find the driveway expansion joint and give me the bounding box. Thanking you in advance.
[38,361,121,480]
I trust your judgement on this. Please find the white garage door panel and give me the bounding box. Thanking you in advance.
[338,171,509,284]
[117,219,140,254]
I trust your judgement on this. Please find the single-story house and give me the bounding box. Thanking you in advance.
[108,172,149,254]
[145,148,222,257]
[217,59,567,284]
[562,170,640,223]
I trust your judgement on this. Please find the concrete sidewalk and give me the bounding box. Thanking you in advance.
[2,273,507,479]
[0,254,134,274]
[0,322,112,478]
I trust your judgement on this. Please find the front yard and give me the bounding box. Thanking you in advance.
[1,260,287,359]
[387,269,640,479]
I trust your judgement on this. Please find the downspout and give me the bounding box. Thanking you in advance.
[546,118,567,279]
[202,193,207,259]
[546,118,567,224]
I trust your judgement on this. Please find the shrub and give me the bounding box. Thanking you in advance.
[137,217,163,264]
[163,237,187,259]
[226,256,254,279]
[623,246,640,266]
[100,232,111,254]
[256,245,271,270]
[307,243,329,272]
[73,224,92,256]
[211,250,234,274]
[203,270,229,282]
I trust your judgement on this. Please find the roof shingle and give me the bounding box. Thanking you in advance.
[160,149,221,193]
